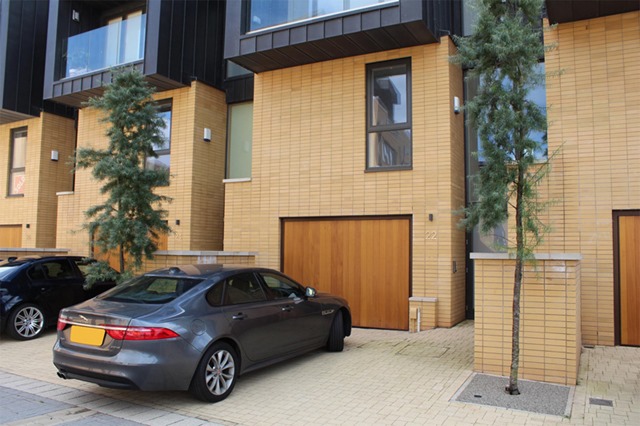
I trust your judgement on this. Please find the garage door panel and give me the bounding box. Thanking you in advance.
[620,215,640,346]
[0,225,22,248]
[283,217,409,330]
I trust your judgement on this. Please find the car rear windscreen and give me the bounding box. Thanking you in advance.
[0,265,21,280]
[101,276,204,304]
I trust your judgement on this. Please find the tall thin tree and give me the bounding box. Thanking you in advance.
[453,0,550,395]
[76,69,171,279]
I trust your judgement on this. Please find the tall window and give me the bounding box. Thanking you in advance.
[366,58,411,170]
[464,63,547,252]
[145,101,172,179]
[8,128,27,196]
[226,102,253,179]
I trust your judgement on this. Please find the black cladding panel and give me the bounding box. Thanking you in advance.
[224,0,460,74]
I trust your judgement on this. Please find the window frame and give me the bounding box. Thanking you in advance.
[145,99,172,180]
[365,58,412,171]
[225,101,253,180]
[8,127,27,197]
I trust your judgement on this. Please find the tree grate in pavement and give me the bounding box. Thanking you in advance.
[453,373,573,417]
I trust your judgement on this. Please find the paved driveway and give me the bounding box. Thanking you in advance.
[1,321,639,425]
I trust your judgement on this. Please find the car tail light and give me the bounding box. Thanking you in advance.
[57,314,70,331]
[102,325,179,341]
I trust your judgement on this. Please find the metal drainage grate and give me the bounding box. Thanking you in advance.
[589,398,614,407]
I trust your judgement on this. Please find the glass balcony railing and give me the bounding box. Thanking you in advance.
[64,14,146,78]
[248,0,396,32]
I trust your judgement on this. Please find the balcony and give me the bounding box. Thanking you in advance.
[248,0,396,32]
[225,0,460,73]
[44,0,226,107]
[64,13,146,78]
[546,0,639,24]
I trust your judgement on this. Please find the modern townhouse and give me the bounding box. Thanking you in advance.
[42,0,231,263]
[1,0,638,383]
[221,0,639,380]
[0,0,75,249]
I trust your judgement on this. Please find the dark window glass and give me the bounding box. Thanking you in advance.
[223,273,266,305]
[260,273,305,299]
[41,260,75,279]
[366,59,411,170]
[206,282,224,306]
[27,265,46,281]
[102,276,203,304]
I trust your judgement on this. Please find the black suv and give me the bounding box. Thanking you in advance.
[0,257,116,340]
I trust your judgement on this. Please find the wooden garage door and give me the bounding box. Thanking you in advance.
[0,225,22,248]
[620,215,640,346]
[282,217,410,330]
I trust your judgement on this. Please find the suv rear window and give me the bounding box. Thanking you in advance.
[0,265,21,280]
[102,275,203,304]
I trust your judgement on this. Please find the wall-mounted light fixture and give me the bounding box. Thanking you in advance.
[72,10,80,22]
[428,213,434,222]
[453,96,461,114]
[203,128,212,142]
[175,219,181,226]
[51,150,59,161]
[25,224,30,229]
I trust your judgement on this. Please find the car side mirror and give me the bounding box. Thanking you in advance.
[305,287,317,298]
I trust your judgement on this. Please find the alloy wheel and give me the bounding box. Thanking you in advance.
[14,306,44,339]
[205,349,236,396]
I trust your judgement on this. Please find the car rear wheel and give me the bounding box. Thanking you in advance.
[7,303,45,340]
[327,310,345,352]
[190,342,238,402]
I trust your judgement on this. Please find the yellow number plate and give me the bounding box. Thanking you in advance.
[70,326,105,346]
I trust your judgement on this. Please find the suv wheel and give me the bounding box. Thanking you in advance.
[8,303,46,340]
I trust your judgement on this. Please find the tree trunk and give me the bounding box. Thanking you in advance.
[119,243,125,274]
[507,166,525,396]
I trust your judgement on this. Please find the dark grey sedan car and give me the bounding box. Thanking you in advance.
[53,265,351,402]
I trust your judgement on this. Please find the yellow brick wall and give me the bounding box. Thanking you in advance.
[473,256,581,385]
[542,11,640,345]
[224,38,467,327]
[141,253,255,273]
[0,113,75,248]
[56,82,227,256]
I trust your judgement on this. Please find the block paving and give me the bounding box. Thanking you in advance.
[0,322,639,425]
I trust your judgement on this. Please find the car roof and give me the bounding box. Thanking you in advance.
[0,256,85,267]
[145,264,277,279]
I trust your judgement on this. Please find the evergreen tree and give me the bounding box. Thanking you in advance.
[76,69,171,280]
[453,0,549,395]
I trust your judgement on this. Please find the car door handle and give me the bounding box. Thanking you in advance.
[281,305,293,312]
[232,313,247,320]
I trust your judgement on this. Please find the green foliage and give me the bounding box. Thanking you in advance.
[453,0,549,258]
[453,0,551,395]
[82,259,120,288]
[76,68,171,277]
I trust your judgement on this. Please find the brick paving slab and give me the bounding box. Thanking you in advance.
[1,322,639,425]
[0,385,73,423]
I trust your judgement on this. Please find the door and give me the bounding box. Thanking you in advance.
[258,271,326,350]
[221,273,287,362]
[282,217,410,330]
[618,213,640,346]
